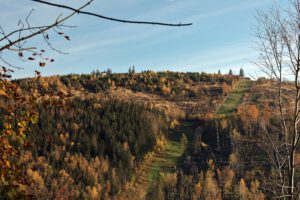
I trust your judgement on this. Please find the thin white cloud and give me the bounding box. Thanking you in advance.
[2,0,279,79]
[65,0,274,54]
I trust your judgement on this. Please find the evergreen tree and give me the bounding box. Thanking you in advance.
[228,69,233,76]
[218,70,221,75]
[107,68,112,75]
[132,65,135,74]
[239,68,244,77]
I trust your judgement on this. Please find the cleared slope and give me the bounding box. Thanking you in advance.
[216,79,253,116]
[124,79,253,200]
[124,121,195,200]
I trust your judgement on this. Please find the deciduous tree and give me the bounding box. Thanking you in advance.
[255,0,300,198]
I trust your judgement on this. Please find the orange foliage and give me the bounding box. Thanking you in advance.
[222,82,231,95]
[237,104,259,122]
[237,104,259,133]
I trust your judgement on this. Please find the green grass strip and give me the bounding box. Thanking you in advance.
[216,79,253,116]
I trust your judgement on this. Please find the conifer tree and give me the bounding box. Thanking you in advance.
[239,68,244,77]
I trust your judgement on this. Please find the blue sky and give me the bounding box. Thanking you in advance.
[0,0,288,78]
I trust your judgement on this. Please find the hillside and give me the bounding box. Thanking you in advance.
[16,71,239,118]
[1,72,298,200]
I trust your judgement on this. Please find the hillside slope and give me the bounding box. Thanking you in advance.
[123,79,253,200]
[2,72,248,199]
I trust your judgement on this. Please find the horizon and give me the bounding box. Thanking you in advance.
[0,0,288,79]
[13,68,248,81]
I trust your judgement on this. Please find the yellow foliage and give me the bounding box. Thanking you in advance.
[155,137,166,152]
[222,82,231,95]
[203,170,221,200]
[27,169,44,187]
[0,89,8,97]
[218,167,236,197]
[123,142,129,151]
[161,173,177,187]
[220,119,228,130]
[231,129,240,141]
[194,182,202,197]
[237,104,259,131]
[4,160,10,168]
[238,178,249,200]
[3,123,12,130]
[229,153,238,166]
[204,112,214,120]
[159,77,166,84]
[86,186,99,200]
[162,85,171,95]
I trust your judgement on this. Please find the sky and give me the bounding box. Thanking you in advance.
[0,0,289,79]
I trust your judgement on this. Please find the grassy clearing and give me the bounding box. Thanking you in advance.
[124,121,196,200]
[147,121,196,182]
[216,79,253,116]
[148,141,183,181]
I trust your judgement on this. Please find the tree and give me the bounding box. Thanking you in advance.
[218,70,221,75]
[228,69,233,76]
[255,0,300,199]
[239,68,244,77]
[180,133,188,150]
[128,65,135,74]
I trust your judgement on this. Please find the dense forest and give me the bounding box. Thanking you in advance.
[15,98,170,199]
[1,72,299,200]
[145,117,266,200]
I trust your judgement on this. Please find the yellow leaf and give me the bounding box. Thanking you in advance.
[30,115,39,124]
[0,90,8,98]
[3,129,13,136]
[18,127,25,135]
[4,160,10,168]
[3,123,11,130]
[17,121,27,129]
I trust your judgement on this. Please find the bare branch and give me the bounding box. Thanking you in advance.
[31,0,193,27]
[0,1,91,52]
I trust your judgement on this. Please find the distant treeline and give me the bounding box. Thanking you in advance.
[17,71,239,98]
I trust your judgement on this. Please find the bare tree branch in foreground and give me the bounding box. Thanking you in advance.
[0,0,192,75]
[32,0,193,27]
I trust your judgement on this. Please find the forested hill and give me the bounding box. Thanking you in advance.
[16,71,241,118]
[4,72,295,200]
[16,71,239,99]
[2,71,248,199]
